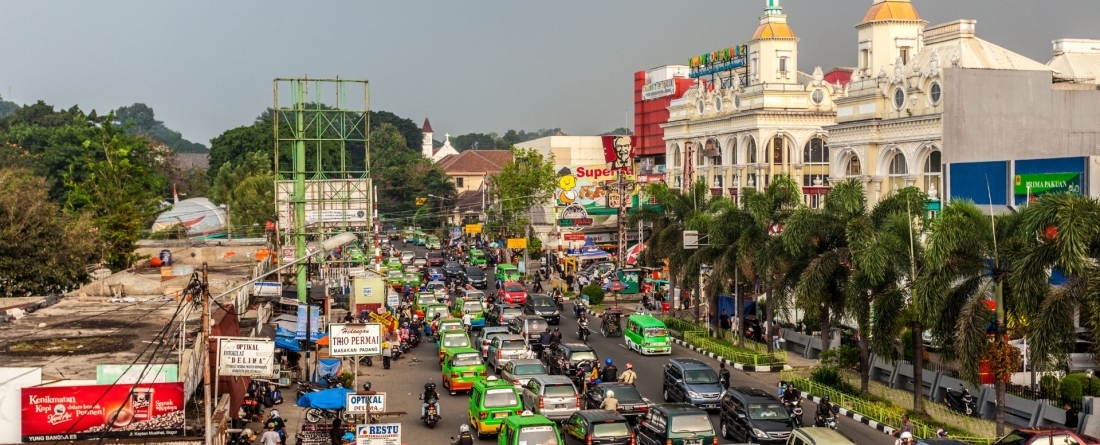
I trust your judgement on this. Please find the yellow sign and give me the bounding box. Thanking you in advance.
[507,238,528,249]
[415,197,427,206]
[369,311,398,331]
[465,224,483,234]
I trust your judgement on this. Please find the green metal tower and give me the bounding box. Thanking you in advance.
[272,78,371,302]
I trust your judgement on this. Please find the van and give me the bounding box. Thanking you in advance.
[662,358,724,410]
[508,315,548,344]
[635,403,717,445]
[785,427,856,445]
[719,386,794,444]
[453,298,486,329]
[520,375,582,421]
[624,314,672,355]
[469,376,524,439]
[498,412,563,445]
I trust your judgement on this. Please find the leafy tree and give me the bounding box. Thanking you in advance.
[207,122,272,178]
[0,168,101,296]
[488,147,556,237]
[115,103,208,153]
[0,94,17,119]
[368,110,421,152]
[210,151,275,235]
[369,123,456,227]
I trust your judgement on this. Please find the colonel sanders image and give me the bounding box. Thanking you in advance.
[611,136,632,169]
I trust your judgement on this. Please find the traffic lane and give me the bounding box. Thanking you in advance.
[568,304,895,445]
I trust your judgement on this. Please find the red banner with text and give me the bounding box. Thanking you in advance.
[22,382,184,441]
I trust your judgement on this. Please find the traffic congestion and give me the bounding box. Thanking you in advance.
[356,231,898,445]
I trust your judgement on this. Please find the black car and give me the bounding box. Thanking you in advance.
[561,410,632,445]
[486,304,524,327]
[719,386,795,444]
[582,382,651,421]
[443,261,465,280]
[524,294,561,324]
[465,266,487,289]
[662,358,724,410]
[544,343,600,376]
[636,403,717,445]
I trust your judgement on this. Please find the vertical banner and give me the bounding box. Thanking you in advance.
[218,338,276,377]
[296,305,321,340]
[328,323,383,357]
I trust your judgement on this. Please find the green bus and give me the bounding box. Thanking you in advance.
[623,314,672,355]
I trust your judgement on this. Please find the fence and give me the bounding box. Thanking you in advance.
[1005,383,1082,411]
[781,370,997,445]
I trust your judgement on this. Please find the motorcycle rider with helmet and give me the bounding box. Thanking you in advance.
[421,382,441,419]
[816,395,835,426]
[601,358,618,383]
[452,424,474,445]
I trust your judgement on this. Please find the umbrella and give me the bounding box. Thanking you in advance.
[296,387,354,409]
[602,279,626,292]
[489,242,499,248]
[625,243,647,266]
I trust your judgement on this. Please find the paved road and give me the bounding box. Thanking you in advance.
[362,243,897,445]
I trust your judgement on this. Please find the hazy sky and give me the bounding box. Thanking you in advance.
[2,1,1098,147]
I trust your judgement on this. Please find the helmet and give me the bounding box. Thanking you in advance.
[822,396,829,403]
[269,409,281,418]
[554,327,560,331]
[605,358,613,366]
[936,429,948,438]
[606,390,615,398]
[363,382,372,391]
[401,323,409,328]
[900,432,913,440]
[626,363,633,369]
[426,382,436,391]
[459,424,470,433]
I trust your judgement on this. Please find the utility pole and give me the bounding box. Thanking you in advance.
[294,80,308,305]
[200,263,213,445]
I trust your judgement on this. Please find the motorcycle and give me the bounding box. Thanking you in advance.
[578,320,590,342]
[304,407,354,424]
[359,355,374,367]
[321,373,343,389]
[296,381,323,401]
[392,343,403,360]
[944,384,976,416]
[554,295,564,312]
[784,398,804,428]
[814,412,838,430]
[419,394,441,429]
[228,428,254,445]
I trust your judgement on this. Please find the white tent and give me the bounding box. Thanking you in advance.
[151,197,226,236]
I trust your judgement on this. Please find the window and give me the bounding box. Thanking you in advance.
[734,94,741,109]
[778,57,788,74]
[860,49,870,71]
[811,89,824,105]
[888,152,908,193]
[746,138,757,164]
[672,145,681,167]
[802,138,829,164]
[845,156,861,177]
[715,97,723,112]
[705,138,722,164]
[923,150,942,197]
[893,88,906,110]
[900,47,910,64]
[455,177,464,188]
[929,82,942,105]
[771,137,785,165]
[698,100,705,115]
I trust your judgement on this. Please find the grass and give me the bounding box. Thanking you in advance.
[659,315,786,365]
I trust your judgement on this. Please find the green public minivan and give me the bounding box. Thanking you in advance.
[497,412,562,445]
[624,314,672,355]
[470,376,524,439]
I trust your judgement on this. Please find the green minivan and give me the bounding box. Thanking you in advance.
[470,376,524,439]
[624,314,672,355]
[497,412,562,445]
[495,264,522,282]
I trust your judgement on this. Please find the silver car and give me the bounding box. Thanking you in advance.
[501,359,549,389]
[520,375,580,421]
[400,251,415,264]
[487,334,528,373]
[477,327,511,360]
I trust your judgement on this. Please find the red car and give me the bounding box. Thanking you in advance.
[497,281,528,305]
[995,427,1100,445]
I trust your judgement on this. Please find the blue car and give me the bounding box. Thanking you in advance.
[426,267,446,282]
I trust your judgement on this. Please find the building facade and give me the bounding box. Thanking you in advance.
[634,65,695,184]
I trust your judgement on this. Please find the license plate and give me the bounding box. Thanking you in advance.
[684,440,702,445]
[494,411,510,419]
[555,404,568,409]
[463,372,474,377]
[703,404,718,409]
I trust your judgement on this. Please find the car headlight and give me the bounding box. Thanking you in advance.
[687,391,701,398]
[552,311,560,315]
[752,428,768,438]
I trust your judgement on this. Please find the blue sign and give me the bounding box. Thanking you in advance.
[296,305,321,340]
[689,59,747,78]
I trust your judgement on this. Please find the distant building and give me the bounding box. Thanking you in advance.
[421,117,461,162]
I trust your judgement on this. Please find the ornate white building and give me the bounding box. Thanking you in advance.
[663,0,840,208]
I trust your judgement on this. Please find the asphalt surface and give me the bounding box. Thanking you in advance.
[363,243,897,445]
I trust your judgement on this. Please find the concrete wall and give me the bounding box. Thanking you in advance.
[943,68,1100,165]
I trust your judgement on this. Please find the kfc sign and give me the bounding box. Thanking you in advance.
[602,135,635,170]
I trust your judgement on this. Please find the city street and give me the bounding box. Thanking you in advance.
[360,244,897,445]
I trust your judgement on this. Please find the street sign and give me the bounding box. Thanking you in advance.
[507,238,528,249]
[684,230,699,249]
[347,392,386,414]
[218,338,276,377]
[563,233,586,241]
[415,197,427,206]
[328,323,383,357]
[357,424,401,445]
[465,223,483,234]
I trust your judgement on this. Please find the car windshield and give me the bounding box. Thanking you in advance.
[994,431,1034,445]
[429,252,442,258]
[506,285,525,293]
[501,340,526,350]
[604,386,641,401]
[429,308,449,317]
[644,327,669,337]
[467,269,484,277]
[569,351,597,362]
[748,403,790,420]
[514,364,547,375]
[593,422,631,438]
[417,296,435,304]
[484,388,519,408]
[533,298,555,308]
[441,322,463,330]
[671,414,714,433]
[684,369,719,384]
[401,252,414,258]
[544,384,576,398]
[465,292,485,299]
[452,354,482,367]
[463,302,484,312]
[518,426,558,444]
[442,335,469,348]
[404,274,418,281]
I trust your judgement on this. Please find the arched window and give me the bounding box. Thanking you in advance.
[802,138,829,164]
[746,138,758,164]
[845,155,862,177]
[672,145,682,167]
[888,151,908,193]
[696,141,706,166]
[729,139,739,165]
[923,150,942,197]
[705,138,722,165]
[771,137,785,165]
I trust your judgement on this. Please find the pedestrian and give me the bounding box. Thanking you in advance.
[381,339,392,369]
[719,310,731,339]
[329,418,344,445]
[1066,402,1080,430]
[260,423,281,445]
[772,321,783,350]
[892,414,913,438]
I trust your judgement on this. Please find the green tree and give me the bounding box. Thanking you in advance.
[916,200,1025,435]
[115,103,208,153]
[208,121,273,178]
[369,123,456,226]
[488,147,556,237]
[0,94,17,119]
[210,151,275,235]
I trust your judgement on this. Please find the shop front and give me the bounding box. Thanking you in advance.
[947,156,1093,212]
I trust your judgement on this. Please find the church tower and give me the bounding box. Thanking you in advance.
[854,0,927,79]
[421,117,434,159]
[748,0,799,86]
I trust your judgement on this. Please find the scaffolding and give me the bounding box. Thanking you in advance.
[272,78,371,302]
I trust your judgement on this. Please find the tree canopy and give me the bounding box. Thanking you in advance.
[115,103,208,153]
[487,147,556,237]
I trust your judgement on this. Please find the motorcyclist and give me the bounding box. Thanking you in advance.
[539,328,552,355]
[266,409,287,445]
[601,358,618,383]
[462,310,473,332]
[452,424,474,445]
[421,382,441,419]
[816,396,834,424]
[718,362,731,390]
[600,390,619,411]
[618,363,637,385]
[781,383,800,405]
[550,327,563,346]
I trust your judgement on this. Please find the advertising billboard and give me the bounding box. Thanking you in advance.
[357,424,401,445]
[328,323,383,357]
[346,392,386,414]
[218,338,276,377]
[21,382,184,441]
[555,165,635,208]
[296,305,321,340]
[352,276,385,308]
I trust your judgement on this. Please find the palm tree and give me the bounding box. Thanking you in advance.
[915,200,1025,435]
[690,199,754,341]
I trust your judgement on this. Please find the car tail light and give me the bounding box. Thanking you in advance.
[514,409,522,415]
[666,440,672,445]
[539,396,544,409]
[630,432,636,445]
[479,412,488,419]
[513,379,520,385]
[586,434,592,445]
[576,394,581,408]
[497,350,502,359]
[452,372,459,378]
[635,405,648,411]
[712,437,718,445]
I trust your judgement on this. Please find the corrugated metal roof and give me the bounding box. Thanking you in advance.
[911,35,1056,73]
[1048,53,1100,84]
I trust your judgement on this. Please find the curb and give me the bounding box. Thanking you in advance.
[799,392,897,435]
[580,307,790,373]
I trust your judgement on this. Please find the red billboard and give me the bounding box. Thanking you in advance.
[21,382,184,441]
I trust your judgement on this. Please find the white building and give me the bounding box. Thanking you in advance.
[421,117,459,162]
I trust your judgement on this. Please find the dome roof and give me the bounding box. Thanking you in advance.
[861,0,921,24]
[752,22,796,40]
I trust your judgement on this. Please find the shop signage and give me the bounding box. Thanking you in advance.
[1014,172,1081,195]
[464,224,482,234]
[95,364,178,385]
[218,338,276,377]
[328,323,383,357]
[21,382,184,441]
[563,233,587,241]
[507,238,528,249]
[556,165,635,208]
[689,44,748,79]
[346,392,386,414]
[642,79,677,100]
[305,209,367,223]
[252,281,281,297]
[558,204,592,231]
[357,423,401,445]
[296,305,321,340]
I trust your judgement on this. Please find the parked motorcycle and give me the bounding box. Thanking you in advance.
[784,398,804,428]
[228,428,254,445]
[359,355,374,367]
[419,394,441,429]
[304,407,354,424]
[296,381,322,401]
[578,320,590,342]
[321,373,344,389]
[944,384,976,416]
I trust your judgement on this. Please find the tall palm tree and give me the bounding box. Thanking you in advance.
[915,200,1025,435]
[847,186,928,397]
[690,199,754,341]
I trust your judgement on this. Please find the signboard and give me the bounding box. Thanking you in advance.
[252,281,281,297]
[1014,172,1081,195]
[507,238,528,249]
[557,204,593,231]
[346,392,386,414]
[563,233,587,241]
[281,246,296,262]
[357,424,401,445]
[21,382,184,441]
[305,209,368,223]
[642,79,677,101]
[352,276,385,308]
[386,292,399,309]
[328,323,383,357]
[95,365,178,385]
[296,305,321,340]
[464,224,483,234]
[556,165,635,208]
[415,197,427,206]
[218,338,276,377]
[602,135,636,170]
[369,311,398,330]
[688,44,748,78]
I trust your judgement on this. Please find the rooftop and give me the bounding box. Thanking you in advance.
[438,149,512,174]
[861,0,923,25]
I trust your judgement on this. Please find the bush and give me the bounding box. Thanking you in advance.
[1040,374,1061,398]
[582,284,605,306]
[338,370,355,390]
[1061,377,1084,402]
[821,345,860,370]
[810,367,859,396]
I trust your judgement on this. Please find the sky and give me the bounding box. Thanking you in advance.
[2,0,1099,147]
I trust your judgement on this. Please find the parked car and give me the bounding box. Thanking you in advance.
[662,358,724,410]
[544,343,600,376]
[524,294,561,324]
[520,375,581,421]
[993,427,1100,445]
[487,334,528,373]
[561,410,633,445]
[1009,338,1097,372]
[719,386,795,444]
[501,359,549,389]
[635,403,717,445]
[487,304,525,327]
[581,382,650,421]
